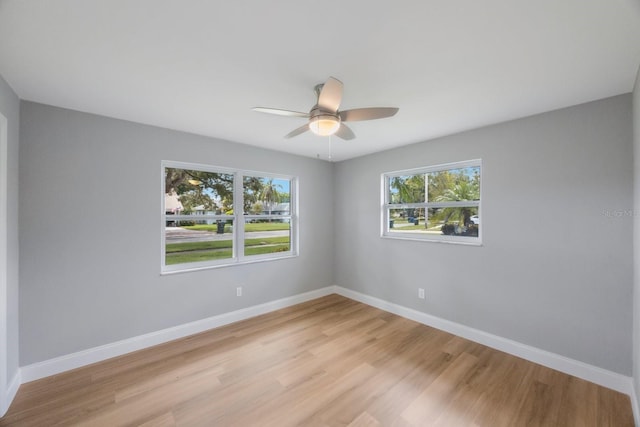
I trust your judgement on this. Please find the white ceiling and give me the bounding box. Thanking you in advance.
[1,1,639,162]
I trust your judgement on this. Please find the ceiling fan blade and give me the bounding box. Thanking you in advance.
[335,123,355,140]
[317,77,343,112]
[284,123,310,139]
[340,107,399,122]
[253,107,309,118]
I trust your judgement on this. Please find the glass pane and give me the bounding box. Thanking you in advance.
[244,218,291,256]
[427,166,480,202]
[165,220,234,265]
[388,174,426,204]
[428,207,479,237]
[165,167,234,215]
[243,176,291,216]
[388,208,435,234]
[388,207,479,238]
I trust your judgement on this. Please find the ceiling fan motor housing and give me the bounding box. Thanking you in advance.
[308,106,341,136]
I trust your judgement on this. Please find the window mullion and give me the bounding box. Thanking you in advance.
[426,201,479,209]
[385,203,428,209]
[165,214,234,221]
[234,172,244,261]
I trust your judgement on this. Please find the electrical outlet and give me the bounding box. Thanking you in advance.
[236,286,242,297]
[418,288,425,299]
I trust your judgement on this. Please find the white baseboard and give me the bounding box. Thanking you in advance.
[630,382,640,427]
[21,286,336,383]
[334,286,634,396]
[5,370,20,412]
[1,369,21,416]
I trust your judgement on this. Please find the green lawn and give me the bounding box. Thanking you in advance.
[393,223,448,231]
[165,239,233,253]
[245,244,290,256]
[166,249,233,264]
[397,224,427,230]
[165,236,290,265]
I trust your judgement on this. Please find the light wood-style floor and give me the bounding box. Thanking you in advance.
[0,294,633,426]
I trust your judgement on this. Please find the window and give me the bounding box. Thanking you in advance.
[382,159,481,244]
[162,161,297,273]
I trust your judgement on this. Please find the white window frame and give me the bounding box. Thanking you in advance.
[381,159,482,245]
[161,160,298,274]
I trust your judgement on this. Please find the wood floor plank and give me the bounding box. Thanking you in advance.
[400,351,479,425]
[347,411,381,427]
[138,412,176,427]
[0,295,633,426]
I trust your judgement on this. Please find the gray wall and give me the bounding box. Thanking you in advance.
[15,93,636,376]
[19,102,334,365]
[633,65,640,409]
[334,95,633,375]
[0,74,20,386]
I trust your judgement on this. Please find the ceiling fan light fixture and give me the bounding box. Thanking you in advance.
[309,115,340,136]
[255,76,398,140]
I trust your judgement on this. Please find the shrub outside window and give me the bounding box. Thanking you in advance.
[382,159,481,244]
[163,161,297,273]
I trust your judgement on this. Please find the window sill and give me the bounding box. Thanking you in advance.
[161,253,299,276]
[381,233,483,246]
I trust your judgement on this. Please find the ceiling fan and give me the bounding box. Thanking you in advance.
[253,77,398,140]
